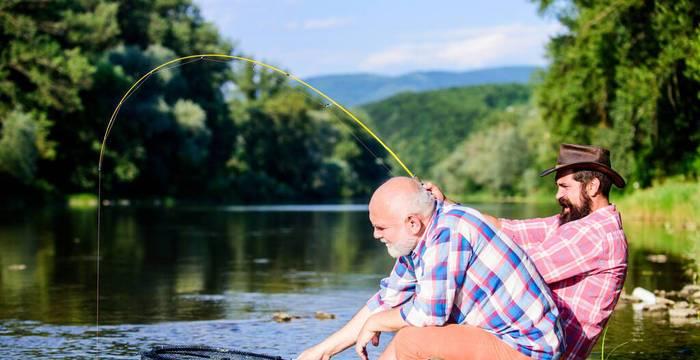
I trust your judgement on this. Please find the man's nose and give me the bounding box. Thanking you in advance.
[555,188,565,200]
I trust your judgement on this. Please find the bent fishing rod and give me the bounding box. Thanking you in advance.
[94,54,416,357]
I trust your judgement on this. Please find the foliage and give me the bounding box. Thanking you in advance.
[227,64,388,201]
[0,0,388,204]
[533,0,700,187]
[617,177,700,225]
[362,84,532,178]
[432,106,543,196]
[0,109,44,183]
[3,0,699,204]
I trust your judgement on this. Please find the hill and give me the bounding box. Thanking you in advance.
[305,66,538,106]
[360,83,532,177]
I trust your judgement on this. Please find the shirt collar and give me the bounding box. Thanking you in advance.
[589,204,617,219]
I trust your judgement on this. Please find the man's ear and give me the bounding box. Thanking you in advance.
[587,178,601,197]
[406,214,423,235]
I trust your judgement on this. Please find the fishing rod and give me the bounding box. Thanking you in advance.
[95,54,415,357]
[98,54,413,176]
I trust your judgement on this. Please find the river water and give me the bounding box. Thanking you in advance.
[0,203,698,359]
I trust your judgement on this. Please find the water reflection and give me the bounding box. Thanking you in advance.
[0,204,698,359]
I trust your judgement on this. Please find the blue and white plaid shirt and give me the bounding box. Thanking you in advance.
[367,202,563,360]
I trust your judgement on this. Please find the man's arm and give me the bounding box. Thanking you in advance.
[297,305,373,360]
[498,216,559,253]
[421,181,454,204]
[355,308,408,360]
[524,224,603,284]
[299,256,418,360]
[420,182,510,233]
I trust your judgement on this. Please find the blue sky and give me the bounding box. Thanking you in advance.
[195,0,562,77]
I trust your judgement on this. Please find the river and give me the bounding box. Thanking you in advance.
[0,203,698,359]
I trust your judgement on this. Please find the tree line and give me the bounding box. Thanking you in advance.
[365,0,700,198]
[1,0,698,205]
[0,0,388,205]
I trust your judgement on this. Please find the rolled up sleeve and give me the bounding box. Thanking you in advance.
[367,255,417,313]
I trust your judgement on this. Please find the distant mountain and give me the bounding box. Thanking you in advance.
[304,66,539,106]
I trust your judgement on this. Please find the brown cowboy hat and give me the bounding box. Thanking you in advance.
[539,144,626,188]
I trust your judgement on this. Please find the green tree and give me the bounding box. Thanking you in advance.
[362,84,531,177]
[225,62,391,201]
[0,109,48,183]
[533,0,700,186]
[432,107,537,196]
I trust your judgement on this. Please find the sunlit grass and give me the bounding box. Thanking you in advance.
[67,193,98,208]
[617,178,700,226]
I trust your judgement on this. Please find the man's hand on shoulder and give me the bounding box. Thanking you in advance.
[481,213,502,231]
[422,181,455,204]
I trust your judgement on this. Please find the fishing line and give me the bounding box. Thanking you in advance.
[229,64,398,177]
[95,54,414,357]
[203,57,398,176]
[323,104,397,176]
[103,57,205,140]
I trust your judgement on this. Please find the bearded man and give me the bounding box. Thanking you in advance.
[427,144,628,360]
[299,177,563,360]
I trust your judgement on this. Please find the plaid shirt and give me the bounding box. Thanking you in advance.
[367,203,564,360]
[500,205,628,360]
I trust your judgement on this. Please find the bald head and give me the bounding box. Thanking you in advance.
[370,177,436,220]
[368,177,436,257]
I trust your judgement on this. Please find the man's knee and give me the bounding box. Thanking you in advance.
[393,327,428,360]
[394,327,421,347]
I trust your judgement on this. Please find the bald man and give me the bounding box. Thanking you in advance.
[298,177,563,360]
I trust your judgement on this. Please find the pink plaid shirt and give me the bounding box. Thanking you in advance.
[499,205,627,360]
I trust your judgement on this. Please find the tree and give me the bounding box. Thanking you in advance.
[432,107,537,196]
[362,84,531,177]
[533,0,700,186]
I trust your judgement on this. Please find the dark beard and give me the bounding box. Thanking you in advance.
[559,192,592,225]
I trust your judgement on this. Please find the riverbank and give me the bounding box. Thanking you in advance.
[459,178,699,227]
[617,178,700,227]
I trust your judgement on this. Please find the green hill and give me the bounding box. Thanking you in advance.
[360,83,532,177]
[305,66,538,106]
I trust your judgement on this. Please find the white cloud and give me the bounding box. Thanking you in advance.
[361,23,563,73]
[291,17,350,30]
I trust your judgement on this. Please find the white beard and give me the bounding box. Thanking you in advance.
[384,238,416,258]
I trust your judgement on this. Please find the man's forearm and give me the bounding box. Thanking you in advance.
[317,305,373,356]
[365,307,408,333]
[354,307,410,360]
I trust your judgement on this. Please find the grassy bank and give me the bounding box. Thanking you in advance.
[67,193,98,208]
[617,179,700,226]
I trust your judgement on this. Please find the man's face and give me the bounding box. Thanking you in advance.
[556,172,592,225]
[369,208,418,258]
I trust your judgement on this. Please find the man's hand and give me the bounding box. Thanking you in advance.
[297,343,332,360]
[354,321,381,360]
[481,213,502,231]
[296,306,373,360]
[422,181,450,203]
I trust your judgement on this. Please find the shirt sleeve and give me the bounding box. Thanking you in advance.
[398,227,472,327]
[366,255,417,313]
[524,223,604,284]
[499,215,559,253]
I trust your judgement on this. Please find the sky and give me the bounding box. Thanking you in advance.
[195,0,563,78]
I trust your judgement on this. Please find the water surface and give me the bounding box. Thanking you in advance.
[0,203,698,359]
